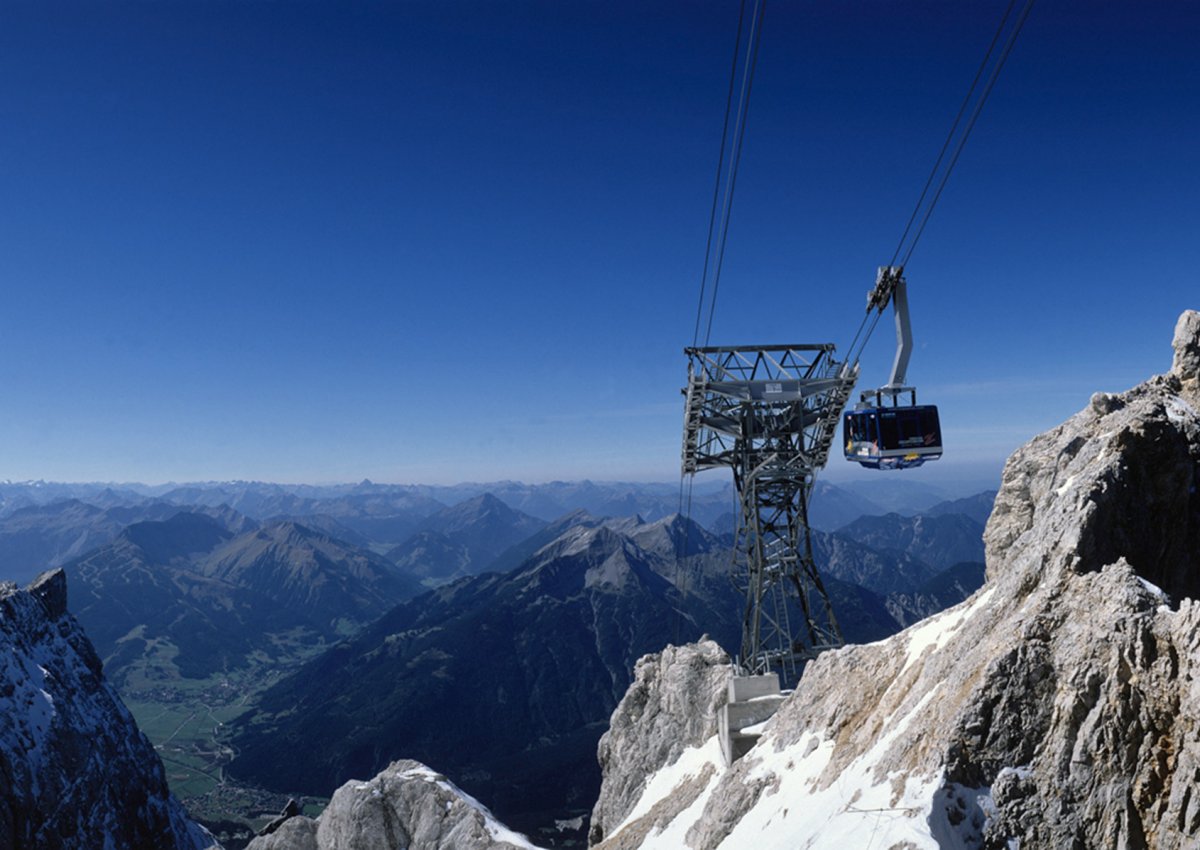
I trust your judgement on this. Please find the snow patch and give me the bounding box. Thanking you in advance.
[996,765,1032,782]
[929,782,996,849]
[610,736,725,838]
[1054,474,1077,497]
[903,588,995,673]
[1167,395,1197,424]
[711,686,947,849]
[1137,577,1168,601]
[609,736,726,849]
[1,639,60,780]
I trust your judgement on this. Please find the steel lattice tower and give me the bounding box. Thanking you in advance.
[682,344,858,682]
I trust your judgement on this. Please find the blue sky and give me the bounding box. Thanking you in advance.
[0,1,1196,490]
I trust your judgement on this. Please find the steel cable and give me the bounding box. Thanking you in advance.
[888,0,1020,269]
[692,0,751,350]
[899,0,1036,269]
[702,0,767,348]
[856,0,1036,365]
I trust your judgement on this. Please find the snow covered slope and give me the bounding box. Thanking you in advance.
[589,309,1200,850]
[0,569,216,850]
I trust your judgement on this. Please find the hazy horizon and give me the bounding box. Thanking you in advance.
[0,469,1002,504]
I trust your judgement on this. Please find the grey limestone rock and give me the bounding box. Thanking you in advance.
[245,816,319,850]
[0,570,217,850]
[596,310,1200,850]
[27,569,67,619]
[245,759,540,850]
[1172,309,1200,394]
[256,798,302,837]
[588,639,731,847]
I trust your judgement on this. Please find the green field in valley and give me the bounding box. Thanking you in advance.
[116,640,329,849]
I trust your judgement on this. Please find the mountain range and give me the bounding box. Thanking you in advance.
[0,474,992,847]
[385,493,546,584]
[224,501,986,844]
[227,516,730,839]
[66,511,422,684]
[0,499,201,585]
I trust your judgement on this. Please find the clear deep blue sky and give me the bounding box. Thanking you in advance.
[1,2,1196,489]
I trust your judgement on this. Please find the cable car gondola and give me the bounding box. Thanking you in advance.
[842,267,943,470]
[844,398,942,469]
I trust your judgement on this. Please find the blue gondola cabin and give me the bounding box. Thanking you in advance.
[844,405,943,469]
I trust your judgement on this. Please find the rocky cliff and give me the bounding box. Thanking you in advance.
[244,759,540,850]
[588,309,1200,849]
[0,569,216,850]
[588,640,732,847]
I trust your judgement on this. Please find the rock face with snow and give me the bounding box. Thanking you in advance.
[591,309,1200,849]
[0,569,216,850]
[244,759,539,850]
[588,640,732,846]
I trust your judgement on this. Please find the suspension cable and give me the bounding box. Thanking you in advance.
[681,0,752,580]
[682,0,766,499]
[688,0,767,351]
[898,0,1036,269]
[702,0,767,348]
[888,0,1019,269]
[852,0,1036,367]
[691,0,750,349]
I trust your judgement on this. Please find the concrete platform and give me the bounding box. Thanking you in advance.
[719,674,786,766]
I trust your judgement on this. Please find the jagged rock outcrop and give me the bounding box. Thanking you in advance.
[0,569,217,850]
[1173,309,1200,387]
[591,309,1200,849]
[256,798,302,838]
[588,640,732,846]
[244,760,540,850]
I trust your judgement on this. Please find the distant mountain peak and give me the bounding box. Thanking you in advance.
[558,507,596,523]
[385,493,546,583]
[455,492,513,516]
[626,512,719,558]
[119,512,232,563]
[534,522,625,562]
[259,519,320,544]
[582,536,680,594]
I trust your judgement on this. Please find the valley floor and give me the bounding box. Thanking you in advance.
[118,652,329,849]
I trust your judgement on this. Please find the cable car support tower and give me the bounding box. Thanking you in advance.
[680,0,1033,699]
[683,344,856,682]
[682,269,919,683]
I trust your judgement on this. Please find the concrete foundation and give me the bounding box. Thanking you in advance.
[719,674,786,766]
